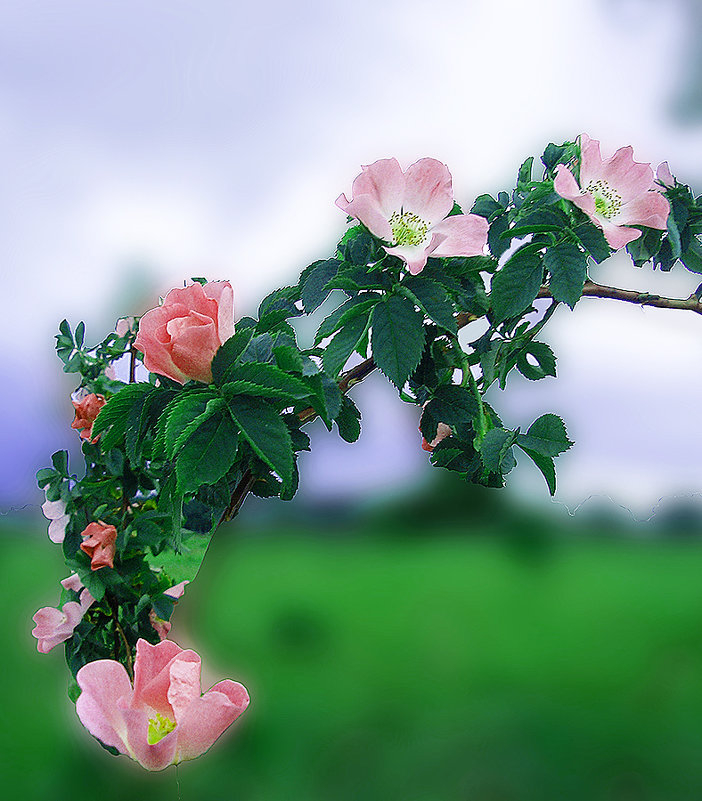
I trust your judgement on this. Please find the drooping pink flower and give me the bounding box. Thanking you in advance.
[134,281,234,384]
[554,134,670,250]
[71,393,107,442]
[80,521,118,570]
[336,158,489,275]
[150,581,189,641]
[421,422,452,452]
[41,496,70,544]
[32,575,95,653]
[75,638,250,770]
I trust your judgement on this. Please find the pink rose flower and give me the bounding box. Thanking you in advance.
[32,575,95,653]
[41,496,70,544]
[80,521,118,571]
[421,422,452,452]
[336,158,489,275]
[71,393,106,443]
[554,134,670,250]
[75,638,250,770]
[134,281,235,384]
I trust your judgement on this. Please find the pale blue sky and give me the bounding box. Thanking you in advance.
[2,0,700,513]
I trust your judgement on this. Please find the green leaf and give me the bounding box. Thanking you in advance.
[314,296,380,345]
[682,237,702,274]
[335,396,362,443]
[471,194,503,220]
[51,450,69,475]
[573,222,610,263]
[479,428,519,472]
[370,295,426,388]
[490,249,544,322]
[517,413,572,457]
[544,242,587,308]
[420,385,479,442]
[273,344,305,374]
[515,342,557,381]
[517,156,534,184]
[175,409,240,494]
[164,390,219,459]
[239,333,274,364]
[300,259,342,313]
[222,362,315,403]
[518,445,556,495]
[227,396,293,483]
[211,330,255,385]
[322,314,369,377]
[307,373,343,429]
[92,384,157,450]
[402,276,457,333]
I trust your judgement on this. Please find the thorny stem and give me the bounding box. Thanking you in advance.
[129,347,137,384]
[219,280,702,524]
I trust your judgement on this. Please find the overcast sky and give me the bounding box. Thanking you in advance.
[2,0,701,515]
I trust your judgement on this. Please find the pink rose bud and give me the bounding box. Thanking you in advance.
[41,496,70,544]
[115,316,137,337]
[134,281,235,384]
[71,393,106,443]
[80,520,118,571]
[76,638,250,770]
[421,422,453,452]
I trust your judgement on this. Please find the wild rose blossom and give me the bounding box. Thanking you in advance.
[41,496,70,544]
[336,158,489,275]
[32,575,95,653]
[75,638,250,770]
[71,393,106,443]
[554,134,670,250]
[80,521,118,570]
[656,161,675,189]
[134,281,234,384]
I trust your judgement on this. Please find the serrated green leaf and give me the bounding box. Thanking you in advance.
[544,242,587,308]
[227,396,293,483]
[222,362,315,402]
[420,385,479,442]
[682,237,702,274]
[307,373,343,429]
[335,396,362,443]
[490,249,543,322]
[314,296,380,346]
[175,409,239,494]
[239,333,275,364]
[471,194,503,220]
[371,295,426,388]
[517,413,572,457]
[273,344,304,373]
[211,329,255,385]
[322,314,369,377]
[92,384,157,450]
[164,390,219,459]
[479,428,519,472]
[515,342,557,381]
[300,259,342,313]
[402,276,457,333]
[573,222,610,263]
[518,445,556,495]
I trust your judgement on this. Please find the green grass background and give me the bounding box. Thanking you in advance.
[5,504,702,800]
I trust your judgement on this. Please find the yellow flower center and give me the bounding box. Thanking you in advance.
[147,712,177,745]
[586,179,622,220]
[389,210,429,247]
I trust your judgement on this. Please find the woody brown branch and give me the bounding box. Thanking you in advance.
[220,280,702,522]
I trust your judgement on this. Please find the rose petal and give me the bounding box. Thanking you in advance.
[402,158,454,227]
[76,660,133,752]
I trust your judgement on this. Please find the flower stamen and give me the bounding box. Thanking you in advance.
[389,210,429,247]
[147,712,176,745]
[586,179,622,220]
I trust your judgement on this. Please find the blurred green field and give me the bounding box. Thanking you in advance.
[5,513,702,801]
